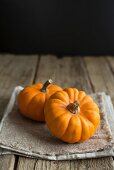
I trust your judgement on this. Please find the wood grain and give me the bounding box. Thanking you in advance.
[0,54,38,119]
[70,157,114,170]
[0,54,38,170]
[106,56,114,78]
[35,160,71,170]
[0,155,15,170]
[17,159,71,170]
[16,157,114,170]
[84,56,114,103]
[17,157,36,170]
[35,55,92,93]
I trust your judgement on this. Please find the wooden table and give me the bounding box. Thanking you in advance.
[0,54,114,170]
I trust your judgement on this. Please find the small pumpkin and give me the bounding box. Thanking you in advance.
[44,88,100,143]
[17,79,62,122]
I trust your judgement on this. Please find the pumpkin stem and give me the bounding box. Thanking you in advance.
[41,79,53,92]
[67,101,80,114]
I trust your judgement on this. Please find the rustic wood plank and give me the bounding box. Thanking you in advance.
[0,54,38,94]
[17,158,52,170]
[57,161,71,170]
[16,157,36,170]
[34,160,52,170]
[84,56,114,103]
[106,56,114,77]
[70,157,114,170]
[0,155,15,170]
[34,160,71,170]
[0,54,38,119]
[17,159,71,170]
[35,55,92,93]
[17,157,114,170]
[0,54,38,170]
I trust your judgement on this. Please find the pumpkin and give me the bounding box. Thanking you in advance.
[17,79,62,122]
[44,88,100,143]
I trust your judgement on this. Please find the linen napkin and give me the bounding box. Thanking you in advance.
[0,86,114,160]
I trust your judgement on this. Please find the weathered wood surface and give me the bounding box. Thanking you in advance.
[0,54,38,170]
[84,56,114,103]
[17,157,114,170]
[0,155,15,170]
[0,54,38,119]
[0,54,114,170]
[70,157,114,170]
[35,55,92,92]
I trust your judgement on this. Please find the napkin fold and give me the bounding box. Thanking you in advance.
[0,86,114,160]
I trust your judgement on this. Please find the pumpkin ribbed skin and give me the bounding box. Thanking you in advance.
[17,81,62,122]
[44,88,100,143]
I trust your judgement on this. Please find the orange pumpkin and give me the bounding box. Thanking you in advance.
[44,88,100,143]
[17,79,62,122]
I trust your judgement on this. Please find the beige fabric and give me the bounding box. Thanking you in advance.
[0,87,113,160]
